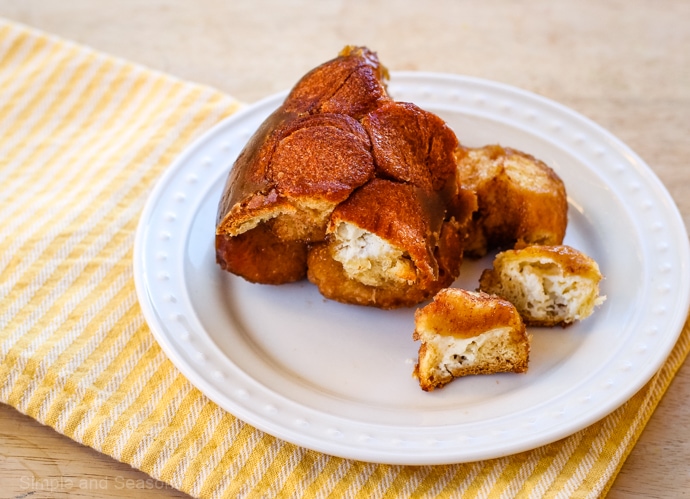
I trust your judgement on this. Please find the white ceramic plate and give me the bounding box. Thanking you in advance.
[133,72,690,465]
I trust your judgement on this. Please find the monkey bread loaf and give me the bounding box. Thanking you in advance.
[215,46,466,307]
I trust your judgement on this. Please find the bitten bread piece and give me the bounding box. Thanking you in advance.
[307,179,463,308]
[413,289,529,391]
[478,245,606,326]
[455,145,568,257]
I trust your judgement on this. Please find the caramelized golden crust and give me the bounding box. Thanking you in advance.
[216,112,376,237]
[434,218,465,286]
[216,227,308,285]
[415,289,521,340]
[269,115,375,202]
[284,46,390,119]
[413,289,530,391]
[216,109,292,230]
[363,101,459,191]
[456,145,568,257]
[489,245,604,279]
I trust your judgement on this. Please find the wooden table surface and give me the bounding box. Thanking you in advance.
[1,1,688,497]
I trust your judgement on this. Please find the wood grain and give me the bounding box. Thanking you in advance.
[0,404,192,498]
[0,1,688,497]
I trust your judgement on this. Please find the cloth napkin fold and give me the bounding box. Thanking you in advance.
[1,17,688,499]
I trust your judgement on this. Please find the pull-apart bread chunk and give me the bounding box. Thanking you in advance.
[479,245,606,326]
[363,101,458,191]
[413,289,530,391]
[216,46,466,307]
[455,145,568,257]
[307,179,463,308]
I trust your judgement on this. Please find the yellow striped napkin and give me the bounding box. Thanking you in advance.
[1,17,689,498]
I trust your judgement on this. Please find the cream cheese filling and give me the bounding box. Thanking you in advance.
[332,222,414,286]
[425,328,510,367]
